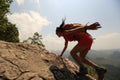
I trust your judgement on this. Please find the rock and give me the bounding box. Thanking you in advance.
[0,41,96,80]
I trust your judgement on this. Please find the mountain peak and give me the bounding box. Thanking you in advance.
[0,41,95,80]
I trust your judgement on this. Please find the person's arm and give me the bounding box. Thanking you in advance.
[60,40,68,57]
[85,22,101,30]
[64,22,101,34]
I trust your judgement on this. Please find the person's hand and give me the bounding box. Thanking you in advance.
[59,54,62,57]
[59,52,64,57]
[56,54,62,60]
[94,22,101,27]
[88,22,102,30]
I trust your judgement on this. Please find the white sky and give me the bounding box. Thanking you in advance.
[8,0,120,51]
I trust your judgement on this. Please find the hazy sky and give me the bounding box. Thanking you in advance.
[8,0,120,51]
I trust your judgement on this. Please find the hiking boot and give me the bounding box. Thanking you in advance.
[79,65,88,75]
[95,66,107,80]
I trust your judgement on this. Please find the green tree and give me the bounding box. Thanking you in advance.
[23,32,45,48]
[0,0,19,42]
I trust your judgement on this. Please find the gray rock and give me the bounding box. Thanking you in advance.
[0,41,96,80]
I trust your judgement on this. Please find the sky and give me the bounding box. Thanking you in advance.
[7,0,120,51]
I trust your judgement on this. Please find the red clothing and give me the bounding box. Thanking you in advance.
[63,32,93,50]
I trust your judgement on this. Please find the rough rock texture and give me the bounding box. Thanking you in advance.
[0,41,96,80]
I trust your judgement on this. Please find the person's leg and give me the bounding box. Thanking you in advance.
[70,44,84,66]
[70,44,88,74]
[80,50,98,68]
[80,50,107,80]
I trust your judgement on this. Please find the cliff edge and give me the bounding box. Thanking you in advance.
[0,41,96,80]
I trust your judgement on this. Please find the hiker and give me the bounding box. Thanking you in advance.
[56,19,107,80]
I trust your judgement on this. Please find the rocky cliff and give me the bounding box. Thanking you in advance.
[0,41,96,80]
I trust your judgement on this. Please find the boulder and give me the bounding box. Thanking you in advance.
[0,41,96,80]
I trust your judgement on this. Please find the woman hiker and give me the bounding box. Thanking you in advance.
[56,19,107,80]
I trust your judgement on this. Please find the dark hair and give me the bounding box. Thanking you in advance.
[56,19,65,32]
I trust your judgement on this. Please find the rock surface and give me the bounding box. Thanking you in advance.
[0,41,96,80]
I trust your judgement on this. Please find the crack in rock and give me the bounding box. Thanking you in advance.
[0,41,96,80]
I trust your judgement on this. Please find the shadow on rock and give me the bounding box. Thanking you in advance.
[49,65,95,80]
[49,65,76,80]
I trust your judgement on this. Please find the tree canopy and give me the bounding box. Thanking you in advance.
[0,0,19,42]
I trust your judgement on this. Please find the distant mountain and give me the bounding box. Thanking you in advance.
[53,49,120,59]
[110,51,120,59]
[64,49,120,80]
